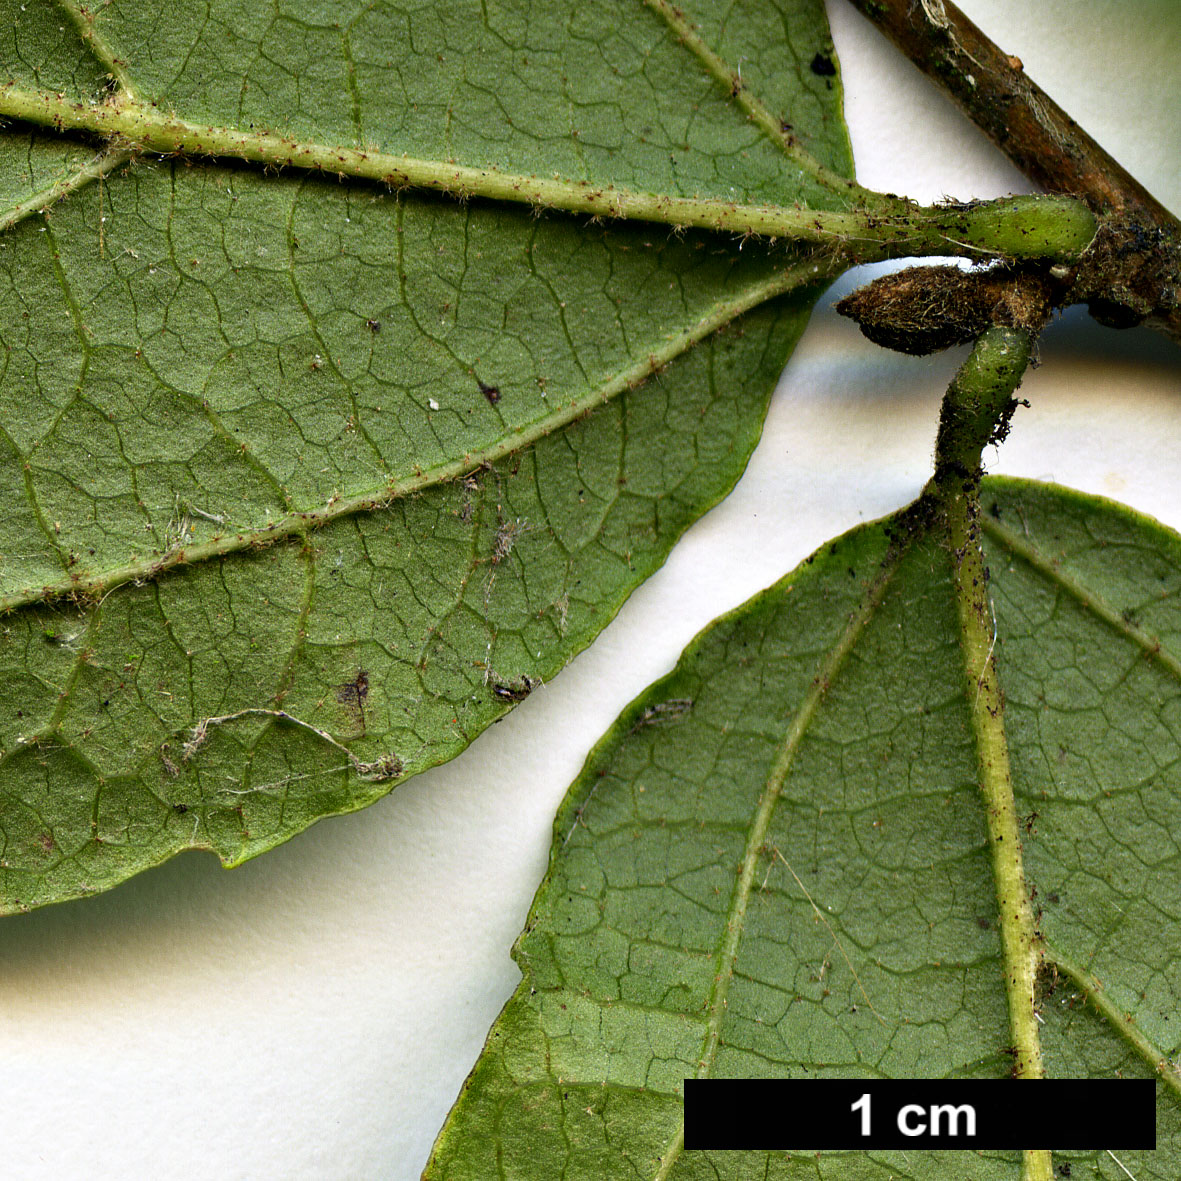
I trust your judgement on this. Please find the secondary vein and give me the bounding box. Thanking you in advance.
[1043,942,1181,1101]
[638,0,868,201]
[0,256,833,615]
[653,537,908,1179]
[0,145,133,234]
[981,513,1181,684]
[53,0,141,97]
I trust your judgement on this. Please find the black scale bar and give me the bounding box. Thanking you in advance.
[684,1079,1156,1150]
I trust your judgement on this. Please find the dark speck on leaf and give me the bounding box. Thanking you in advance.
[810,52,836,77]
[631,698,693,731]
[478,379,501,404]
[366,318,381,332]
[336,668,370,731]
[492,675,536,703]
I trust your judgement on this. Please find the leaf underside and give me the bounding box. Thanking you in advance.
[0,0,855,910]
[426,477,1181,1180]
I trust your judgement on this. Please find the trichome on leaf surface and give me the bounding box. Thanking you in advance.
[0,0,1177,1178]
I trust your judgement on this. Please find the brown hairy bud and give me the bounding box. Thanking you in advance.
[835,264,1052,355]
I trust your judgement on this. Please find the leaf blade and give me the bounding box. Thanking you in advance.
[427,476,1181,1178]
[0,0,858,908]
[90,0,855,206]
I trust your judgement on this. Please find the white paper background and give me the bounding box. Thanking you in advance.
[0,3,1177,1177]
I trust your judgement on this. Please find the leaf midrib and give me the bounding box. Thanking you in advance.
[30,0,873,223]
[984,498,1181,1098]
[0,84,899,242]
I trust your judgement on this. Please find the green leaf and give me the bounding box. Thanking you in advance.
[0,0,856,911]
[426,476,1181,1179]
